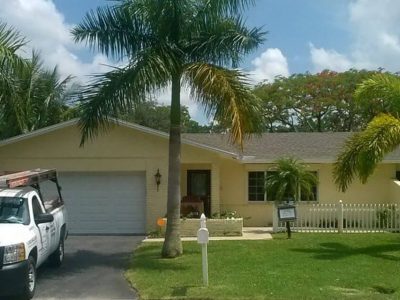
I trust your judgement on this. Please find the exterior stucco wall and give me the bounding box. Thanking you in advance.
[1,123,399,229]
[0,124,227,231]
[219,161,397,226]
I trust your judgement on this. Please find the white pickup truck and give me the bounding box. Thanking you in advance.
[0,169,68,299]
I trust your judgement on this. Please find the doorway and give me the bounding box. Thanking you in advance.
[187,170,211,217]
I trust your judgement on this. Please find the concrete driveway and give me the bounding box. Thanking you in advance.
[35,236,143,300]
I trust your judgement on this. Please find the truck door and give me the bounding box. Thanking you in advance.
[32,196,50,261]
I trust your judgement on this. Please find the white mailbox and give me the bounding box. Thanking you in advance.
[197,227,209,244]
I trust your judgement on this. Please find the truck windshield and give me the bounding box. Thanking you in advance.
[0,197,30,225]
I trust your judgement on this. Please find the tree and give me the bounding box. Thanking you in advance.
[265,157,318,238]
[0,22,27,109]
[334,73,400,192]
[0,52,75,139]
[253,69,387,132]
[0,23,77,139]
[72,0,265,258]
[120,100,211,133]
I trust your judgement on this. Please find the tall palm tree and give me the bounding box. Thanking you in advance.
[72,0,265,257]
[265,157,318,238]
[334,73,400,192]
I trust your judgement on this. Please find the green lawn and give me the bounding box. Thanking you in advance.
[126,234,400,299]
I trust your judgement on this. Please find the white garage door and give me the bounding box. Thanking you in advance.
[58,172,146,235]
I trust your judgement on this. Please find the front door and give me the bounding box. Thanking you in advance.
[187,170,211,217]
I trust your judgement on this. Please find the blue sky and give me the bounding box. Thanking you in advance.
[52,0,351,73]
[1,0,400,122]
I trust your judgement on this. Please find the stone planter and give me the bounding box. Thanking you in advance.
[161,218,243,237]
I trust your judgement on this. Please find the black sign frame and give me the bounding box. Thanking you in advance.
[278,205,297,221]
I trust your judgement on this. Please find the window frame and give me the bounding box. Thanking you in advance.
[247,170,319,203]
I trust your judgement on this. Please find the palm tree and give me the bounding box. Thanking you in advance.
[72,0,265,257]
[334,73,400,192]
[0,22,27,105]
[0,52,75,139]
[265,157,318,238]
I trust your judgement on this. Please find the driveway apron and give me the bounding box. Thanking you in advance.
[35,236,143,300]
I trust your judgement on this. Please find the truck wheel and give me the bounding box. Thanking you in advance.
[50,234,65,267]
[22,256,36,299]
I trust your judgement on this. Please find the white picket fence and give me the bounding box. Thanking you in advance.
[274,201,400,233]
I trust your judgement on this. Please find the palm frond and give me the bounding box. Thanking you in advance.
[334,114,400,192]
[202,0,255,15]
[266,157,318,202]
[183,62,263,148]
[72,5,152,60]
[0,22,26,67]
[187,16,265,67]
[355,73,400,116]
[79,47,174,145]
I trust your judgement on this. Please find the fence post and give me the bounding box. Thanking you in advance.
[338,200,344,233]
[273,201,278,233]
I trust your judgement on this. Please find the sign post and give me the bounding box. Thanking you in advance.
[197,213,209,286]
[277,204,297,239]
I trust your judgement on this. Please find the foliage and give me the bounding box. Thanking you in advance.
[120,100,221,133]
[72,0,265,257]
[0,52,76,139]
[126,234,400,299]
[212,210,241,219]
[0,23,77,140]
[253,69,394,132]
[334,73,400,191]
[265,157,318,202]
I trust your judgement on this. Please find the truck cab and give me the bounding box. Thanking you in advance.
[0,169,68,299]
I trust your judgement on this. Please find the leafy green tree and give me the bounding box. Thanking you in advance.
[334,73,400,192]
[253,69,387,132]
[265,157,318,238]
[72,0,264,257]
[120,100,211,133]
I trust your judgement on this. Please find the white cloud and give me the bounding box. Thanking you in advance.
[310,0,400,73]
[310,44,352,72]
[0,0,114,83]
[250,48,290,83]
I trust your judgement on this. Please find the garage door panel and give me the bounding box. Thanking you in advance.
[53,172,146,234]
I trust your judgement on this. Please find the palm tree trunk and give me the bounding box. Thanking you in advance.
[162,73,183,258]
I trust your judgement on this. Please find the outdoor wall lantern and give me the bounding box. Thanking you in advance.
[155,169,162,191]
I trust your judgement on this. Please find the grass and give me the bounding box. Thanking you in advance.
[125,233,400,299]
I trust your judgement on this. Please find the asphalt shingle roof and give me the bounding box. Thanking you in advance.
[182,132,400,162]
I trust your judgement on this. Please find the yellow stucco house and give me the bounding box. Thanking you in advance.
[0,119,399,235]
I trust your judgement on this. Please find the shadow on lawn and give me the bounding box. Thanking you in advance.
[291,242,400,261]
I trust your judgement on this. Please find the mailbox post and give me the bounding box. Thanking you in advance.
[197,213,209,286]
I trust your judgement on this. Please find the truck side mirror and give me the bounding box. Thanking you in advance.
[35,213,54,224]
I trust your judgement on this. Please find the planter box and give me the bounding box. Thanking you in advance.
[161,218,243,237]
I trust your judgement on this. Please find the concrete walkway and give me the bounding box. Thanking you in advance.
[143,227,273,242]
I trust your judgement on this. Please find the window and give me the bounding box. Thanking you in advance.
[248,171,318,202]
[248,171,265,201]
[31,196,43,218]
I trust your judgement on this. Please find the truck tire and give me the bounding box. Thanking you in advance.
[49,233,65,267]
[21,256,36,299]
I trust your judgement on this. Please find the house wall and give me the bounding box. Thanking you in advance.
[0,124,226,231]
[218,161,398,226]
[1,123,399,229]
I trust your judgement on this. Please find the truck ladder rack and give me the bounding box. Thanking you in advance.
[0,169,57,189]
